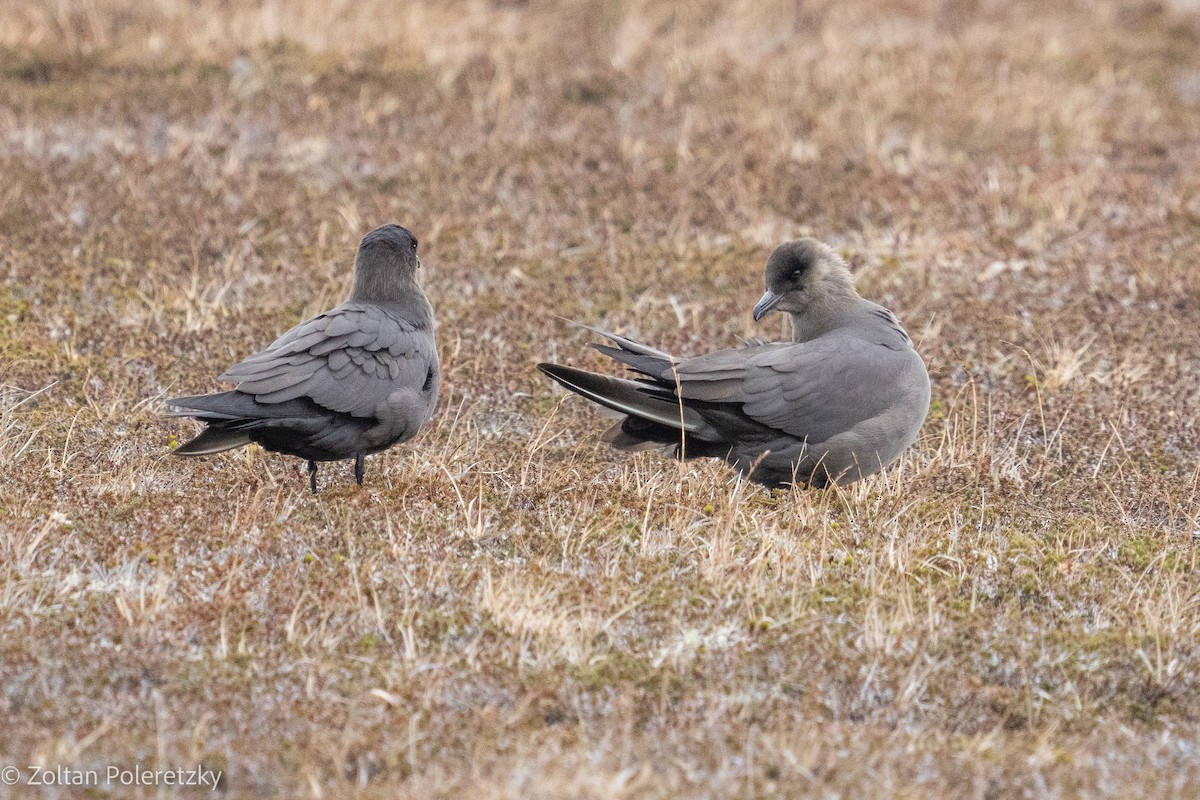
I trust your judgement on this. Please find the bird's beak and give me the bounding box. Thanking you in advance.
[752,290,781,321]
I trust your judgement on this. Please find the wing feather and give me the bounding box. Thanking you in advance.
[591,329,910,444]
[218,304,435,418]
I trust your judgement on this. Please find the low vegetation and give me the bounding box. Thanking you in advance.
[2,0,1199,796]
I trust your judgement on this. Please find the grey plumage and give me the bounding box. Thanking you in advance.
[167,223,439,492]
[538,239,930,488]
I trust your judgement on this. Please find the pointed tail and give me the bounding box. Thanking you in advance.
[537,363,704,434]
[173,428,253,456]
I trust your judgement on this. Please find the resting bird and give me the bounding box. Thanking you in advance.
[538,239,930,488]
[166,224,440,493]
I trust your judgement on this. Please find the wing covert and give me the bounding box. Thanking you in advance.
[219,304,435,418]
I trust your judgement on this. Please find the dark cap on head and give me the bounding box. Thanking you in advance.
[351,223,427,308]
[360,223,419,255]
[763,239,827,292]
[753,238,854,322]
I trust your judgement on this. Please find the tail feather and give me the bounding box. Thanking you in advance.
[165,391,320,457]
[537,363,705,434]
[602,416,731,460]
[166,391,327,423]
[541,326,785,462]
[173,427,252,456]
[582,325,680,380]
[165,391,251,421]
[591,343,675,378]
[602,414,684,452]
[566,323,676,361]
[602,425,670,452]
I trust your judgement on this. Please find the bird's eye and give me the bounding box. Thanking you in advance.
[411,239,418,251]
[790,268,803,281]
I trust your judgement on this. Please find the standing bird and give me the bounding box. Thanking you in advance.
[167,224,439,493]
[538,239,930,488]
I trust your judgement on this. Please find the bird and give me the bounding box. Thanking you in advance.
[538,239,930,488]
[166,223,440,493]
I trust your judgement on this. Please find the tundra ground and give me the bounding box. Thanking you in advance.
[2,1,1200,797]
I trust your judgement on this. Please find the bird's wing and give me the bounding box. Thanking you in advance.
[219,304,436,418]
[538,363,708,433]
[559,323,677,362]
[667,333,909,444]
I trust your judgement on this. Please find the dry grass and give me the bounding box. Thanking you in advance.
[2,0,1200,796]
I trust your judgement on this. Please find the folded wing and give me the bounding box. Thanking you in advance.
[219,303,436,418]
[587,329,902,446]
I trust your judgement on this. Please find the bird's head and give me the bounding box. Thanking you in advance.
[358,223,420,274]
[752,238,855,322]
[351,224,430,312]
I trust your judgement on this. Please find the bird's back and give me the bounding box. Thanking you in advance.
[732,301,929,485]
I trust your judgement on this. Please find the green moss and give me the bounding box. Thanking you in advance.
[572,650,653,690]
[1117,534,1158,573]
[108,495,147,524]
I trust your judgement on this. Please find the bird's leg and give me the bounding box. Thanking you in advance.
[353,454,365,485]
[307,460,318,494]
